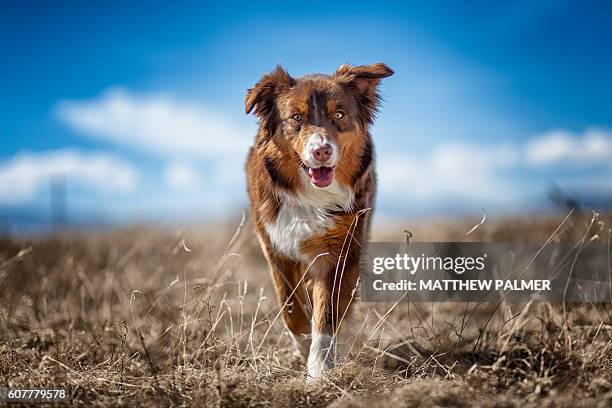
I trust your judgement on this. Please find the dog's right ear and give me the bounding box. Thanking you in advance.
[245,66,295,119]
[333,63,393,124]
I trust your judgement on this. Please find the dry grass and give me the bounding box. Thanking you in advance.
[1,212,612,407]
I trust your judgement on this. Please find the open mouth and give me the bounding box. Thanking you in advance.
[304,166,335,188]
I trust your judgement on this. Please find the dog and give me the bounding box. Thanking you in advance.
[244,63,393,379]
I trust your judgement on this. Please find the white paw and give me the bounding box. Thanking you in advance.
[289,332,310,360]
[307,331,334,380]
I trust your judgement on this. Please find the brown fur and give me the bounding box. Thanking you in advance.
[245,63,393,372]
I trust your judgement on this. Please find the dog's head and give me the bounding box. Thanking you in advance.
[246,63,393,188]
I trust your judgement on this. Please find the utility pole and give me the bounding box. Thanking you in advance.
[50,174,67,228]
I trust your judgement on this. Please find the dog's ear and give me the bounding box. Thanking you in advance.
[245,65,295,119]
[334,63,394,124]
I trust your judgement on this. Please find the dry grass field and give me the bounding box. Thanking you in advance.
[1,211,612,407]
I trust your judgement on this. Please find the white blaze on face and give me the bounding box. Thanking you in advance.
[302,132,339,168]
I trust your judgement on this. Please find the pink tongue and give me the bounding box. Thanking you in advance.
[307,167,333,187]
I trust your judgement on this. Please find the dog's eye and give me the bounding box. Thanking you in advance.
[334,111,345,120]
[291,114,303,122]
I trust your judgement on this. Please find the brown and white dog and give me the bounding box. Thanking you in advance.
[245,63,393,379]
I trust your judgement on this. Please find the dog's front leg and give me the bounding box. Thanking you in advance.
[307,256,360,380]
[257,239,312,358]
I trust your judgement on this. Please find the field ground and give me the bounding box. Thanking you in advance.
[1,211,612,407]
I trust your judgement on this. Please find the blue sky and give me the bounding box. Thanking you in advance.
[1,1,612,227]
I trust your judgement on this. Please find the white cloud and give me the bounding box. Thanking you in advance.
[526,127,612,166]
[378,127,612,212]
[378,143,518,204]
[164,161,203,190]
[55,88,251,159]
[0,149,137,204]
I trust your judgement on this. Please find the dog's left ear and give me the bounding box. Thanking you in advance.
[334,63,394,124]
[245,65,295,119]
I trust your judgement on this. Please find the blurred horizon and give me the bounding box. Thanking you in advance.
[2,1,612,232]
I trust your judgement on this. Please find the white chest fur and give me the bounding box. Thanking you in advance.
[265,175,354,260]
[265,202,333,260]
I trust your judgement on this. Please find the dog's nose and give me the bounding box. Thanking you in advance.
[311,144,333,163]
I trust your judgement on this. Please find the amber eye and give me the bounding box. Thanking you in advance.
[291,114,303,122]
[334,111,345,120]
